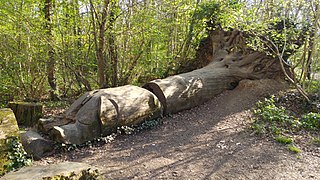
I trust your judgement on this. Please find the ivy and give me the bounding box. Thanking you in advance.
[3,137,32,173]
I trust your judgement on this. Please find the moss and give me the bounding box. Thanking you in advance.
[0,108,20,175]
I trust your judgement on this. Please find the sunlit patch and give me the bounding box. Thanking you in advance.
[180,77,204,98]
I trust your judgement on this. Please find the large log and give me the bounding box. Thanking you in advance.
[51,85,162,144]
[143,52,282,115]
[143,65,237,115]
[143,28,285,115]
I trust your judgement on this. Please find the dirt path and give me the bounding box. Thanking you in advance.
[36,80,320,179]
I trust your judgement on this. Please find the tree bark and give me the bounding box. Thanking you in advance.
[108,1,118,87]
[90,0,110,88]
[44,0,58,100]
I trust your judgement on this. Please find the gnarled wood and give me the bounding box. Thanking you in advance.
[144,28,284,115]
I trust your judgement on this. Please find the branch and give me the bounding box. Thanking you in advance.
[255,32,311,102]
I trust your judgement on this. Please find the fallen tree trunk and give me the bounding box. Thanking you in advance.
[52,85,162,144]
[144,51,283,115]
[143,64,238,115]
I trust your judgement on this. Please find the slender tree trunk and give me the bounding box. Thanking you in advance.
[44,0,58,100]
[90,0,110,88]
[180,0,200,60]
[108,1,118,87]
[109,36,118,87]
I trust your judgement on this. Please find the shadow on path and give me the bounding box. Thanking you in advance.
[42,80,320,179]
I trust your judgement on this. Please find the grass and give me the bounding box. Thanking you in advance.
[288,145,301,153]
[275,136,293,144]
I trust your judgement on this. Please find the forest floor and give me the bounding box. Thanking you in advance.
[34,79,320,180]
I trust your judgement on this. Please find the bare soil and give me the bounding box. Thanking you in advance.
[35,79,320,180]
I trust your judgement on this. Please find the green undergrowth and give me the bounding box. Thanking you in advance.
[311,137,320,146]
[252,93,320,154]
[275,136,293,144]
[1,137,32,176]
[305,79,320,94]
[288,145,302,154]
[42,100,70,109]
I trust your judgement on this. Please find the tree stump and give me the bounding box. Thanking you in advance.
[8,102,43,127]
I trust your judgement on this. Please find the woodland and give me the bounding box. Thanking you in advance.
[0,0,319,105]
[1,0,320,178]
